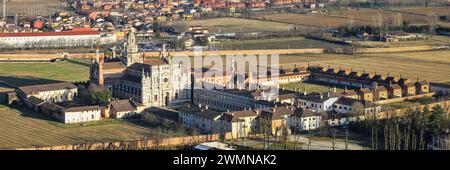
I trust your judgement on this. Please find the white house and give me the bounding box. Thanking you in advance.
[289,108,322,131]
[177,104,227,133]
[109,99,143,119]
[61,106,102,124]
[223,109,260,139]
[297,92,341,112]
[333,97,381,116]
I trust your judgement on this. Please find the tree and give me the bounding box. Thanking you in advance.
[428,105,445,143]
[89,85,112,105]
[172,22,188,34]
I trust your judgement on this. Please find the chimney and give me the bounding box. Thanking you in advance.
[320,93,323,99]
[345,86,348,94]
[199,103,202,108]
[205,105,208,110]
[303,88,307,95]
[256,110,260,115]
[333,86,337,93]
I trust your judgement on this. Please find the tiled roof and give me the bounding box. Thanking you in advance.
[110,100,136,112]
[18,82,77,95]
[64,106,103,112]
[102,62,126,70]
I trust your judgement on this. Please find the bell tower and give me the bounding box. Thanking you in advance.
[90,48,104,86]
[123,27,143,66]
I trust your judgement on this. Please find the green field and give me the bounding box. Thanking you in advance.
[0,61,89,87]
[215,37,344,50]
[0,105,187,149]
[281,82,345,93]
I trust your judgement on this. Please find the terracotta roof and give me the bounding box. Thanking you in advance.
[144,58,167,65]
[64,106,103,112]
[102,62,126,70]
[110,100,136,112]
[293,108,321,118]
[375,86,388,91]
[18,82,77,95]
[40,102,64,112]
[261,107,294,119]
[359,88,373,94]
[389,84,402,89]
[227,110,257,118]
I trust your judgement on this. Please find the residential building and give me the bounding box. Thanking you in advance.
[17,82,78,103]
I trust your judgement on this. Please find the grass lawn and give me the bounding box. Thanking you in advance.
[0,105,187,149]
[215,37,344,50]
[0,61,89,87]
[281,82,345,93]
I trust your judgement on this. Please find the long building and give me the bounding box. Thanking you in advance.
[0,28,116,49]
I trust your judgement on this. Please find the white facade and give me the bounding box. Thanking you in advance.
[334,103,382,115]
[290,115,322,131]
[0,33,116,49]
[62,109,102,124]
[26,89,78,103]
[297,97,339,112]
[178,110,227,133]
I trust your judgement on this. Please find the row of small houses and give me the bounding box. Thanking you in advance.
[144,99,371,139]
[1,82,145,123]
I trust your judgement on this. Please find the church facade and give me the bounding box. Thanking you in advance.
[90,28,191,107]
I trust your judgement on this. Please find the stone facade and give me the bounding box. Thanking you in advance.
[90,28,191,107]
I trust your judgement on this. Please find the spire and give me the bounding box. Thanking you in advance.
[95,46,100,63]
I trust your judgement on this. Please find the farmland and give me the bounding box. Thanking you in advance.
[0,104,186,149]
[0,0,66,17]
[0,61,89,87]
[278,50,450,83]
[261,13,371,27]
[215,37,344,50]
[351,34,450,47]
[257,7,450,28]
[173,17,291,33]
